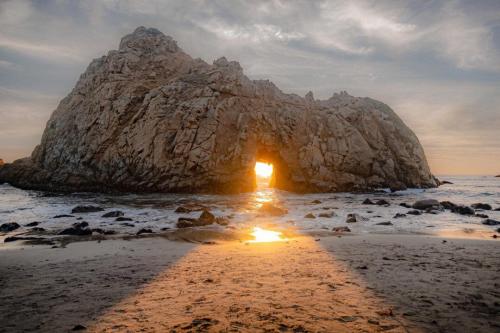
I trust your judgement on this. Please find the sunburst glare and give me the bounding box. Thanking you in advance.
[255,162,273,178]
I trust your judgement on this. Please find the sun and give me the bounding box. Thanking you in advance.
[255,162,273,178]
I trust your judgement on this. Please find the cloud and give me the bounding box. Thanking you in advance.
[0,59,15,69]
[315,1,418,50]
[199,22,305,43]
[0,34,86,63]
[0,0,33,25]
[430,1,500,71]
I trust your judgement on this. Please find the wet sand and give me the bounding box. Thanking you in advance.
[0,234,499,332]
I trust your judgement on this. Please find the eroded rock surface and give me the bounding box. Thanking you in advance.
[0,27,436,193]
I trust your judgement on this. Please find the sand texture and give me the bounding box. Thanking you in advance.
[0,234,498,332]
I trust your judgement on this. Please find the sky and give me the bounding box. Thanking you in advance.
[0,0,499,175]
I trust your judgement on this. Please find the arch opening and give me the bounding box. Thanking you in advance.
[254,161,274,189]
[251,147,293,192]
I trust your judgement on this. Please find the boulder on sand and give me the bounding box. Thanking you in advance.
[53,214,74,218]
[332,226,351,233]
[174,204,208,213]
[482,219,500,226]
[198,210,215,225]
[72,221,89,228]
[102,211,124,218]
[0,222,20,232]
[25,222,40,227]
[452,205,475,216]
[137,228,153,235]
[471,203,492,210]
[412,199,440,210]
[0,27,436,194]
[440,201,457,210]
[58,227,92,236]
[346,213,367,223]
[176,210,216,228]
[58,220,92,236]
[214,216,230,226]
[258,203,288,216]
[71,205,104,213]
[376,221,393,226]
[375,199,390,206]
[176,218,199,228]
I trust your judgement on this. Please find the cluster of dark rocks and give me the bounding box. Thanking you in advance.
[364,197,498,215]
[362,198,390,206]
[176,209,230,228]
[1,205,131,243]
[3,196,498,244]
[56,220,116,236]
[292,196,499,235]
[437,201,499,226]
[58,206,128,235]
[0,220,53,244]
[58,221,93,236]
[359,198,500,230]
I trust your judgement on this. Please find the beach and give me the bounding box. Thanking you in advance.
[1,176,499,332]
[1,4,499,332]
[1,233,498,332]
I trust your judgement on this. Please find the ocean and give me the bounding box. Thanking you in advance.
[0,176,499,241]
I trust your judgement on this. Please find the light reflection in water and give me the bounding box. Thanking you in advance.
[254,189,274,204]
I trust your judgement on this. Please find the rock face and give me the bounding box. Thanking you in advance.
[0,27,436,193]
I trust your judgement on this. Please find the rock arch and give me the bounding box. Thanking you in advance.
[0,27,437,193]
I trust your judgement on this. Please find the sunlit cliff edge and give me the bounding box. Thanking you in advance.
[0,27,436,193]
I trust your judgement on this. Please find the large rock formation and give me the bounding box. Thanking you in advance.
[0,27,436,193]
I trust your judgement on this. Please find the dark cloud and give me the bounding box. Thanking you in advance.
[0,0,499,174]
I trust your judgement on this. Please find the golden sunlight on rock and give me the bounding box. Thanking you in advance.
[255,161,273,179]
[249,227,286,243]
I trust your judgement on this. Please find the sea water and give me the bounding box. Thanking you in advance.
[0,176,498,241]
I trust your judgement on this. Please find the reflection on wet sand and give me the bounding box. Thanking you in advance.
[89,237,412,332]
